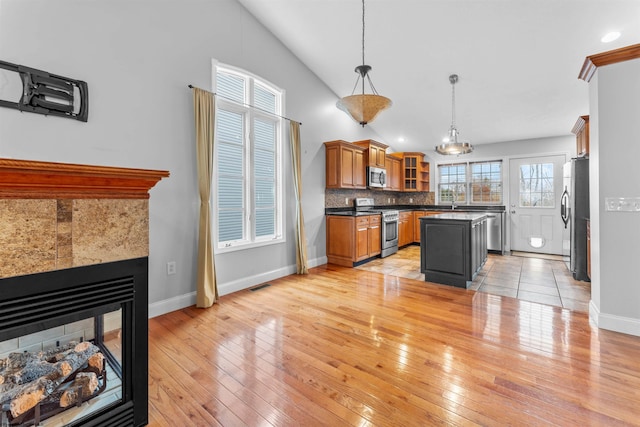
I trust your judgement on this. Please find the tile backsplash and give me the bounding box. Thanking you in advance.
[325,188,434,208]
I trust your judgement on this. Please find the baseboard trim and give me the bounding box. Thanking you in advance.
[589,300,640,337]
[149,291,196,318]
[148,255,328,318]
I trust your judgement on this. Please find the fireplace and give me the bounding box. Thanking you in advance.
[1,258,148,426]
[0,158,168,427]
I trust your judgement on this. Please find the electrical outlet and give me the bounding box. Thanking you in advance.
[167,261,176,275]
[387,198,391,203]
[409,198,413,203]
[345,197,349,205]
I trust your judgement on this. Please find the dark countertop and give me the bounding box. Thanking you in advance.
[421,213,488,221]
[325,210,378,217]
[403,205,505,212]
[325,205,505,216]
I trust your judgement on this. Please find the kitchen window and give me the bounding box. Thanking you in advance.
[213,61,284,251]
[438,160,503,204]
[438,163,467,203]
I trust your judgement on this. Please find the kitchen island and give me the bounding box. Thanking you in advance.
[419,213,487,288]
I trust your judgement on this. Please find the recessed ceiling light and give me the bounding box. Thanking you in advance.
[601,31,621,43]
[397,137,405,143]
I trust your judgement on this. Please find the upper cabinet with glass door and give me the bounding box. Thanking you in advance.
[390,152,430,192]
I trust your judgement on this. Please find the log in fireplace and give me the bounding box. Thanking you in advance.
[1,257,148,426]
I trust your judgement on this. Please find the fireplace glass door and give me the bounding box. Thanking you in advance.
[1,309,124,426]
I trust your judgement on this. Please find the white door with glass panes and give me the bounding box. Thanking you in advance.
[509,155,566,254]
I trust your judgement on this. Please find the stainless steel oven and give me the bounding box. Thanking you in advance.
[380,210,399,257]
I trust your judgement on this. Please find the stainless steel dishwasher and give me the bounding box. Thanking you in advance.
[482,211,504,254]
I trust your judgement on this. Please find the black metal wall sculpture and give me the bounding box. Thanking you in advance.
[0,60,88,122]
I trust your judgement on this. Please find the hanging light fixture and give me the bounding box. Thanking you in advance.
[336,0,392,126]
[435,74,473,155]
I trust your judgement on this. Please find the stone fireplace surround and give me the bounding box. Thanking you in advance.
[0,158,168,426]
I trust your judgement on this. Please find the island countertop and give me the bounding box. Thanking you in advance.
[422,213,487,221]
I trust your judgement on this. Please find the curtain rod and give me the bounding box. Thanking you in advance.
[188,85,301,125]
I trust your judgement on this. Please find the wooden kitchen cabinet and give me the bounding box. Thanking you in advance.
[353,139,388,168]
[385,155,402,191]
[572,115,589,158]
[389,152,430,191]
[327,214,381,266]
[413,211,442,242]
[398,211,414,248]
[368,215,381,257]
[324,140,366,189]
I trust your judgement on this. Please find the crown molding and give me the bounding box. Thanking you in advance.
[579,44,640,82]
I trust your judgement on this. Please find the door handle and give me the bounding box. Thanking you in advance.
[560,188,569,229]
[510,210,516,214]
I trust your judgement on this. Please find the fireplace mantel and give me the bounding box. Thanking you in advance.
[0,158,170,199]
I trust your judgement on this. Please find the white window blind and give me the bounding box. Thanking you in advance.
[216,109,245,242]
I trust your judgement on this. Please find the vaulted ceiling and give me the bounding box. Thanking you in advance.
[238,0,640,154]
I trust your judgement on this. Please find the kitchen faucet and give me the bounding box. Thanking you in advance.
[451,186,458,210]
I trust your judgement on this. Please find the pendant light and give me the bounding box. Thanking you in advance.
[435,74,473,155]
[336,0,392,127]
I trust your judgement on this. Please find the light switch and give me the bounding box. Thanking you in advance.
[605,197,640,212]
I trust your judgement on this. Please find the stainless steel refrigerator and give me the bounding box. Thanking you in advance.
[561,158,590,281]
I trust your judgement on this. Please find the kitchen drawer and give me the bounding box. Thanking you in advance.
[356,216,370,228]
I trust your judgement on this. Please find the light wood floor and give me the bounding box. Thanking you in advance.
[148,264,640,426]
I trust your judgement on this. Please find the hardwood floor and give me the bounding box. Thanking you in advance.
[148,264,640,426]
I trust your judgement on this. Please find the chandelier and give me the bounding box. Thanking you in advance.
[336,0,391,126]
[435,74,473,155]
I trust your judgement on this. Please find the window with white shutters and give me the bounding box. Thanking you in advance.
[213,62,284,251]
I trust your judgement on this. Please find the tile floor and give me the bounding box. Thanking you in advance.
[355,245,591,312]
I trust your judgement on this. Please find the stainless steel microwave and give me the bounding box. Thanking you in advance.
[367,166,387,188]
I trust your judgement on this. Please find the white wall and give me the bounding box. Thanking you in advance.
[0,0,382,316]
[588,59,640,336]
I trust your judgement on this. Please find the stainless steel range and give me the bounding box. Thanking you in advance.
[354,198,399,258]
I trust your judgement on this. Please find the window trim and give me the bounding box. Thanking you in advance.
[212,60,285,254]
